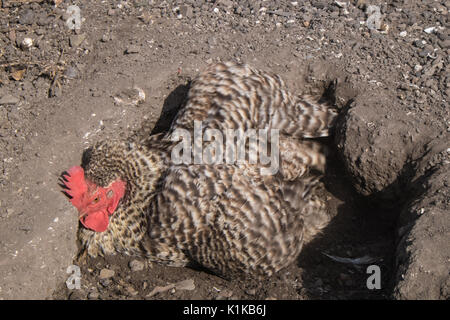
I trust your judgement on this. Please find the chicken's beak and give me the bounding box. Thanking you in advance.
[78,210,88,221]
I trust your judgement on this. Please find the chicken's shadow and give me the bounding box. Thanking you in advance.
[296,146,397,299]
[151,83,191,135]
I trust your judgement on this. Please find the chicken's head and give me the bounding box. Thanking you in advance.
[61,166,126,232]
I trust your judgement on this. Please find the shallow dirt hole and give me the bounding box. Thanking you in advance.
[296,145,398,299]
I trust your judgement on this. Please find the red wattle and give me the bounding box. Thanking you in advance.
[80,210,109,232]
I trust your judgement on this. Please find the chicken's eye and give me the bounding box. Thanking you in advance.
[92,196,100,203]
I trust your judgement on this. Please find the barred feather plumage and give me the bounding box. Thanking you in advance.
[74,61,337,278]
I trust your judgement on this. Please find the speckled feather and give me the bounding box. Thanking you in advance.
[76,61,337,278]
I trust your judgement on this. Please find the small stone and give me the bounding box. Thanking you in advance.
[68,290,85,300]
[216,289,233,300]
[6,208,15,217]
[424,79,436,88]
[107,9,116,16]
[113,87,145,106]
[21,37,33,50]
[101,34,110,42]
[414,65,423,73]
[397,92,406,100]
[179,5,194,18]
[439,39,450,49]
[125,45,140,54]
[175,279,195,291]
[313,0,327,9]
[413,39,425,48]
[87,291,99,299]
[245,288,256,296]
[437,31,448,41]
[217,0,233,7]
[334,1,347,8]
[126,285,138,296]
[399,31,407,37]
[99,278,111,287]
[19,9,35,25]
[415,95,427,104]
[424,27,436,34]
[129,259,145,272]
[356,0,367,9]
[69,34,86,47]
[418,50,430,58]
[424,44,434,52]
[99,268,115,279]
[0,94,19,105]
[35,28,45,36]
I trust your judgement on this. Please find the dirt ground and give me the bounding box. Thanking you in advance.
[0,0,448,300]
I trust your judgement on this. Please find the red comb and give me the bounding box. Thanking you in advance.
[63,166,87,209]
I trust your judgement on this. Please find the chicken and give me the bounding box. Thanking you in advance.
[61,61,337,278]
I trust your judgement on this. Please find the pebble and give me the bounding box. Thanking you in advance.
[101,34,110,42]
[418,50,430,58]
[68,290,85,300]
[424,27,436,34]
[129,259,145,272]
[216,289,233,300]
[413,39,425,48]
[217,0,233,7]
[179,5,194,19]
[126,285,138,296]
[176,279,195,291]
[69,34,86,48]
[245,288,256,295]
[313,0,327,9]
[0,94,20,105]
[87,291,99,299]
[66,5,82,30]
[21,37,34,50]
[99,268,115,279]
[439,39,450,49]
[414,65,423,73]
[437,31,448,41]
[99,278,111,287]
[125,45,140,54]
[19,9,35,25]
